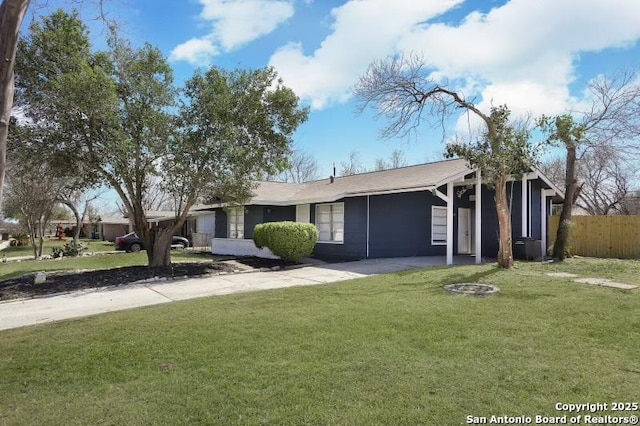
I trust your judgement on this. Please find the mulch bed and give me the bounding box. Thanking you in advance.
[0,257,293,302]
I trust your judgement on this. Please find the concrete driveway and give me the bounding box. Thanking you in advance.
[0,256,478,331]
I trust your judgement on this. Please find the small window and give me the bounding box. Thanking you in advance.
[227,207,244,239]
[316,203,344,243]
[432,206,447,245]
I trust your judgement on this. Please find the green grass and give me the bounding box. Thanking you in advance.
[0,258,638,425]
[0,250,206,281]
[1,239,116,258]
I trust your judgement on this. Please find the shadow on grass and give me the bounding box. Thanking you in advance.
[437,266,501,286]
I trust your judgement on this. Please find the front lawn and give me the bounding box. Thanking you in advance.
[1,238,116,258]
[0,259,638,425]
[0,250,207,282]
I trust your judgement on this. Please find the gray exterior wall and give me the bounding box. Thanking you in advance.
[369,191,446,258]
[214,208,227,238]
[311,197,367,260]
[244,206,264,239]
[264,206,296,223]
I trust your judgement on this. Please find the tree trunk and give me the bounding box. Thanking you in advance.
[60,200,82,242]
[552,143,577,260]
[494,174,514,268]
[148,228,173,267]
[0,0,31,211]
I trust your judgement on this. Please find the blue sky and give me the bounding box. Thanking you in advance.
[27,0,640,178]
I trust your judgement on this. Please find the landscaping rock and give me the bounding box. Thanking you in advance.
[34,272,47,285]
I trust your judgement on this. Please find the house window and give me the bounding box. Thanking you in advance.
[228,207,244,239]
[316,203,344,243]
[432,206,447,245]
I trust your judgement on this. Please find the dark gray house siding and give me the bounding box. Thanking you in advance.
[212,205,296,239]
[509,181,523,237]
[369,191,446,258]
[264,206,296,223]
[529,180,543,240]
[243,206,264,239]
[311,197,367,260]
[214,209,227,238]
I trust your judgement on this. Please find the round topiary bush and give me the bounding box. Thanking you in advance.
[253,221,318,262]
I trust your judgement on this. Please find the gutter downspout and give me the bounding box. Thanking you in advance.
[366,195,370,258]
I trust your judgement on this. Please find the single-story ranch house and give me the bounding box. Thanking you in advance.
[188,158,564,265]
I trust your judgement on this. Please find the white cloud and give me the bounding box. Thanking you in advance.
[269,0,463,109]
[270,0,640,117]
[171,0,294,64]
[169,37,218,64]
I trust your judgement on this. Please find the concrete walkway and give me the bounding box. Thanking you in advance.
[0,256,476,331]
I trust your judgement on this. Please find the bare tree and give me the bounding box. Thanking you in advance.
[541,69,640,259]
[355,55,537,268]
[57,188,107,241]
[541,148,639,216]
[266,150,319,183]
[373,148,408,171]
[3,161,61,258]
[339,150,365,176]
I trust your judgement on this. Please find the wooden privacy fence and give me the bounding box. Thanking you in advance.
[549,215,640,259]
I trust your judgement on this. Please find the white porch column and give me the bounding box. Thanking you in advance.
[447,181,454,265]
[521,176,528,237]
[475,170,482,264]
[541,189,554,257]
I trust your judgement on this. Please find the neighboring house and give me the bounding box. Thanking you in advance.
[99,217,133,241]
[135,208,217,248]
[193,159,564,265]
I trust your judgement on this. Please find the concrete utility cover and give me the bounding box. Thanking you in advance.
[546,272,579,278]
[443,283,499,296]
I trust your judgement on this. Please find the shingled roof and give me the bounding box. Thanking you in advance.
[245,158,472,205]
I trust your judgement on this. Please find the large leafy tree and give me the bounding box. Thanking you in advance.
[0,0,110,212]
[153,66,308,266]
[14,10,308,267]
[355,55,539,268]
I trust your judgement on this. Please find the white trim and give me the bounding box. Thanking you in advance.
[315,202,345,243]
[528,180,532,237]
[434,188,448,203]
[521,177,528,237]
[541,189,555,257]
[431,206,447,246]
[532,168,565,198]
[366,195,370,258]
[446,182,454,265]
[295,204,311,223]
[227,206,244,239]
[457,207,472,254]
[475,170,482,264]
[435,168,477,188]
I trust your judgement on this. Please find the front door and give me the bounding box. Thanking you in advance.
[458,208,472,254]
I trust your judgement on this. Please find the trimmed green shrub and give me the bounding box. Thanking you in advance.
[253,221,318,262]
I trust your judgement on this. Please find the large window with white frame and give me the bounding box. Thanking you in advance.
[227,207,244,239]
[315,203,344,243]
[431,206,447,245]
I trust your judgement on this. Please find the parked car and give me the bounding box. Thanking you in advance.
[115,232,189,252]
